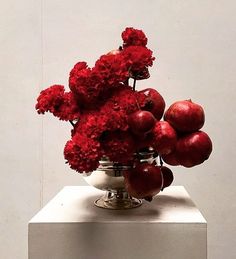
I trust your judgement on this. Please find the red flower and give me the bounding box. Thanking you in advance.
[122,27,147,47]
[36,85,80,121]
[69,61,88,92]
[101,130,136,164]
[122,46,155,79]
[72,110,108,139]
[36,28,162,173]
[93,53,128,86]
[100,85,145,131]
[69,63,97,105]
[64,134,102,173]
[36,85,65,114]
[69,55,129,107]
[54,92,81,121]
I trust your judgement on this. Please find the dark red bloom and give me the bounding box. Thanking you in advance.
[64,134,102,173]
[72,110,108,139]
[35,85,80,121]
[69,61,88,92]
[101,130,136,163]
[122,27,147,47]
[122,46,155,79]
[69,63,97,106]
[93,53,129,86]
[53,92,80,121]
[36,85,64,114]
[100,85,146,131]
[36,28,162,173]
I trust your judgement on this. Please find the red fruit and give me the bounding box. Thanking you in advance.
[152,121,177,155]
[162,152,180,166]
[124,162,163,199]
[160,166,174,190]
[164,100,205,133]
[128,110,156,135]
[139,88,166,120]
[176,131,212,167]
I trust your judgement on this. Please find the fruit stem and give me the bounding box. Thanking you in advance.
[69,120,75,127]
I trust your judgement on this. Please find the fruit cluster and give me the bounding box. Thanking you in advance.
[124,98,212,201]
[35,27,212,201]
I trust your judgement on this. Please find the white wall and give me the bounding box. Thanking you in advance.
[1,0,236,258]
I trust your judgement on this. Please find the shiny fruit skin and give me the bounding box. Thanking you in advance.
[124,162,163,199]
[176,131,212,167]
[140,88,166,120]
[161,152,180,166]
[153,121,177,155]
[164,100,205,133]
[160,166,174,190]
[128,110,156,135]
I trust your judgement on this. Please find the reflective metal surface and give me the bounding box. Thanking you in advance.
[83,152,155,210]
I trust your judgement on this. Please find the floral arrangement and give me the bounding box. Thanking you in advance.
[36,28,212,201]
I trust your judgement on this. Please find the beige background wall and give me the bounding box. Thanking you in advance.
[1,0,236,258]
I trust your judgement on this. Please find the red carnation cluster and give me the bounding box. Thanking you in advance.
[35,26,212,185]
[101,131,136,164]
[122,27,148,47]
[64,135,102,172]
[122,46,155,79]
[36,85,80,121]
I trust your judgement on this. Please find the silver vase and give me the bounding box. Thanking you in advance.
[83,151,155,210]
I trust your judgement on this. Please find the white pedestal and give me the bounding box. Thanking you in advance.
[28,186,207,259]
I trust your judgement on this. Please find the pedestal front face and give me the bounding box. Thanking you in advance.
[28,186,207,259]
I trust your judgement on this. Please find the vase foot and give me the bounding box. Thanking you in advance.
[94,190,142,210]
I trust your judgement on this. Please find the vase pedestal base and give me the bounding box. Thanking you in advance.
[95,190,142,209]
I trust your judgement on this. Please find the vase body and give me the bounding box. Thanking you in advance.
[83,151,154,209]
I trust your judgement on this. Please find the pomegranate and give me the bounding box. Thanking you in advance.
[176,131,212,167]
[128,110,156,135]
[124,162,163,200]
[160,166,174,190]
[161,152,180,166]
[139,88,166,120]
[164,100,205,133]
[152,121,177,155]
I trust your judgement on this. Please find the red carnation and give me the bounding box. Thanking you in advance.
[100,85,144,131]
[122,46,155,79]
[36,85,80,121]
[101,130,135,164]
[36,85,65,114]
[94,53,128,86]
[122,27,147,47]
[53,92,80,121]
[64,134,102,173]
[69,61,88,91]
[72,110,108,139]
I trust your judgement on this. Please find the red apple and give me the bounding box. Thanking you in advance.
[176,131,212,167]
[124,162,163,200]
[128,110,156,135]
[139,88,166,120]
[152,121,177,155]
[164,100,205,133]
[160,166,174,190]
[161,152,180,166]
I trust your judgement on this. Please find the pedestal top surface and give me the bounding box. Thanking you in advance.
[29,186,206,224]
